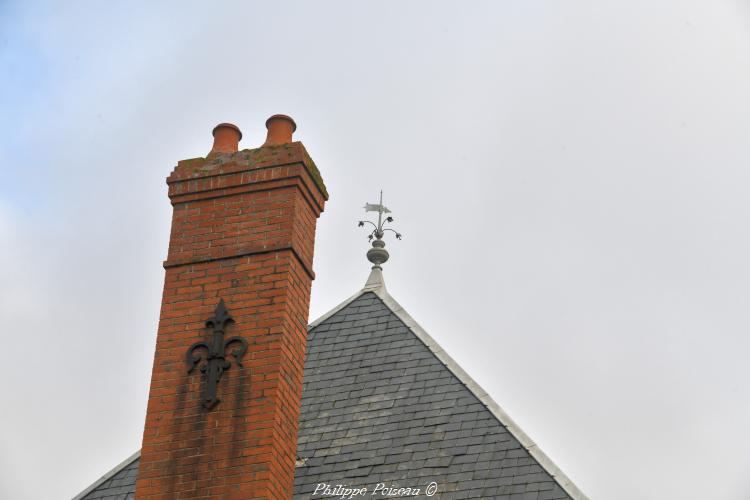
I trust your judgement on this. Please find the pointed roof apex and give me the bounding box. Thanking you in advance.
[363,265,386,292]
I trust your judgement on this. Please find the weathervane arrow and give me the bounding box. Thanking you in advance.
[363,202,391,213]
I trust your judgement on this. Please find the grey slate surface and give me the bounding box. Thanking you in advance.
[80,292,572,500]
[78,454,137,499]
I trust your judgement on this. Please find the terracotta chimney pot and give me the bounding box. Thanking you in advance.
[263,114,297,146]
[210,123,242,154]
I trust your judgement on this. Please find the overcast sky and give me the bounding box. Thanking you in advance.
[2,1,750,499]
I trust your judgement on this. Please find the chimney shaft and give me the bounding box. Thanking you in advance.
[136,116,327,499]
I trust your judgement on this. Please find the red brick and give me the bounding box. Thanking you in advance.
[135,126,326,499]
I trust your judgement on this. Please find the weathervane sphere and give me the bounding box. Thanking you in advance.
[367,239,389,267]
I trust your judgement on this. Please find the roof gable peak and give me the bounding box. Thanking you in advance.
[308,275,588,500]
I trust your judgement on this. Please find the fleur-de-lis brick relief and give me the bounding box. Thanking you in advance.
[186,299,248,409]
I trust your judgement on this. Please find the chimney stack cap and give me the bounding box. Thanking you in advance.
[210,123,242,154]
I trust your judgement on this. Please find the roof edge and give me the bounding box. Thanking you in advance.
[367,286,589,500]
[71,450,141,500]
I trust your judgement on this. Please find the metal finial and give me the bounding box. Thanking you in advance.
[358,190,402,269]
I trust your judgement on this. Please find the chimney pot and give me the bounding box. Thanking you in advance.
[210,123,242,154]
[263,114,297,146]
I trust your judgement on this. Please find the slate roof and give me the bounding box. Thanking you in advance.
[73,451,138,500]
[74,269,586,500]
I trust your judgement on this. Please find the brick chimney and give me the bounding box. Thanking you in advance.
[135,115,327,499]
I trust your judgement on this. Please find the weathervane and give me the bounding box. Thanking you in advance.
[186,299,248,409]
[358,190,402,269]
